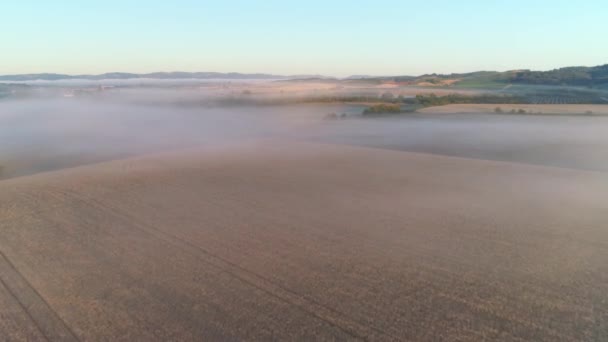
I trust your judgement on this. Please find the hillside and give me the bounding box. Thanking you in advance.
[508,65,608,86]
[343,65,608,88]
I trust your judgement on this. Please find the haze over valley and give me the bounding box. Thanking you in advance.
[2,1,608,341]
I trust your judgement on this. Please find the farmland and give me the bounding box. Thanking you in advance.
[2,78,608,341]
[2,0,608,339]
[1,142,608,341]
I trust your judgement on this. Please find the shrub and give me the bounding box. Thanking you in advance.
[414,93,524,107]
[494,107,503,113]
[363,104,402,115]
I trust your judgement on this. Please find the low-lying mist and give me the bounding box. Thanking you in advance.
[313,113,608,172]
[0,89,361,179]
[2,87,608,180]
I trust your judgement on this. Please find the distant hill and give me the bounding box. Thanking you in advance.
[508,65,608,86]
[345,65,608,88]
[3,64,607,87]
[0,72,325,82]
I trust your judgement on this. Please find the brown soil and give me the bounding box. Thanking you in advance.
[418,103,608,115]
[1,142,607,341]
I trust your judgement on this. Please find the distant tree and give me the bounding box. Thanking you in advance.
[508,65,607,86]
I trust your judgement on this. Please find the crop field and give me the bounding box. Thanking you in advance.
[499,84,608,104]
[2,79,608,341]
[417,104,608,117]
[1,142,608,341]
[525,95,600,104]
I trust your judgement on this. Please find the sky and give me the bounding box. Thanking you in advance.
[1,0,607,77]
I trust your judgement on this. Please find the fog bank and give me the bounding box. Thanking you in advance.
[3,88,608,180]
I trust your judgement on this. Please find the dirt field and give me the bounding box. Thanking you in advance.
[418,104,608,115]
[1,141,607,341]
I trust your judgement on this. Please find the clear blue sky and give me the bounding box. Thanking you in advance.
[1,0,606,76]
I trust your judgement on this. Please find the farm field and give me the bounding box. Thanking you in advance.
[3,1,608,340]
[2,76,608,342]
[418,104,608,115]
[1,142,608,341]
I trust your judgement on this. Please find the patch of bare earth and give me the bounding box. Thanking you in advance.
[418,104,608,115]
[1,142,607,341]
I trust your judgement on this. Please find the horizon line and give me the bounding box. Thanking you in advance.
[1,62,606,80]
